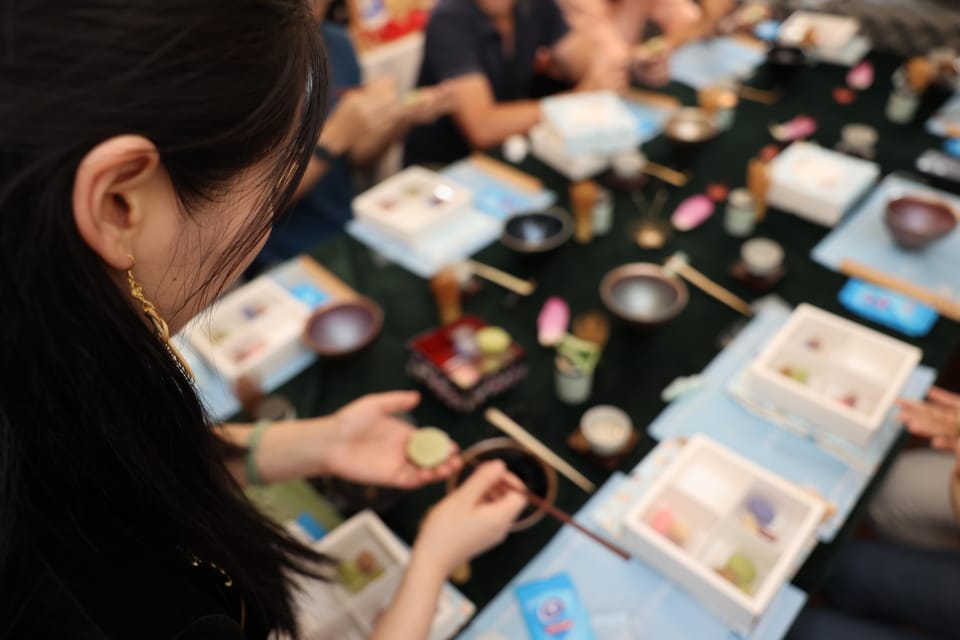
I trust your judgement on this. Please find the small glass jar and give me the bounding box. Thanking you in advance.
[886,87,920,124]
[555,355,592,405]
[592,187,614,236]
[724,188,756,237]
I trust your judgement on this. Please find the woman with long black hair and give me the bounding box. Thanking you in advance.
[0,1,524,637]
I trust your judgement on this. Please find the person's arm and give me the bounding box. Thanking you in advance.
[216,391,461,488]
[370,461,527,640]
[449,74,542,150]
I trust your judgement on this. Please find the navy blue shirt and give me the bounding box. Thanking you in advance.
[404,0,569,166]
[257,23,360,268]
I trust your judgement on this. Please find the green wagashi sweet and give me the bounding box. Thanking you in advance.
[407,427,453,469]
[726,552,757,586]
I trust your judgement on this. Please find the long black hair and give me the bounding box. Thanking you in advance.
[0,0,328,635]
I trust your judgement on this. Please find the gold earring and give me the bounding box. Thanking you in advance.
[126,256,195,381]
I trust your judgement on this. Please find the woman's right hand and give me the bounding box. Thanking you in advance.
[897,386,960,450]
[413,460,527,578]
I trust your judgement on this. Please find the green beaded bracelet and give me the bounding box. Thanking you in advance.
[246,420,272,487]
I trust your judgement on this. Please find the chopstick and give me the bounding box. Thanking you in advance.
[498,476,631,561]
[643,161,690,187]
[484,408,596,493]
[466,260,537,296]
[737,85,782,105]
[664,253,754,317]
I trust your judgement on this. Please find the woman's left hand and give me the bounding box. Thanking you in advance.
[313,391,462,488]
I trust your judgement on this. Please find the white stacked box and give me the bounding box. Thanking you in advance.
[622,436,825,635]
[352,166,474,244]
[186,277,310,386]
[540,91,640,157]
[767,142,879,227]
[744,304,922,447]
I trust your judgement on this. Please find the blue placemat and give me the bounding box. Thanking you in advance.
[926,92,960,138]
[811,174,960,306]
[459,468,807,640]
[347,160,556,278]
[622,99,674,144]
[442,159,556,221]
[648,305,935,541]
[176,258,336,422]
[670,37,766,90]
[347,208,503,279]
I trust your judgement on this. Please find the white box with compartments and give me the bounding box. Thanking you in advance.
[622,435,826,635]
[352,166,473,244]
[286,510,475,640]
[186,277,310,387]
[745,304,921,447]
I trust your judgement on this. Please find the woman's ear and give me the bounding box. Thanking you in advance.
[72,135,161,270]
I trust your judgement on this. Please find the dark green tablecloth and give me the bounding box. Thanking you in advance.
[278,51,958,609]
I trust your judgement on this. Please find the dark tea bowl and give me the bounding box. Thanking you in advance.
[885,196,957,250]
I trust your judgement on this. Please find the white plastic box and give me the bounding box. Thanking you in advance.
[186,277,310,386]
[767,142,879,227]
[622,436,825,635]
[540,91,640,157]
[745,304,921,447]
[352,166,473,244]
[286,511,475,640]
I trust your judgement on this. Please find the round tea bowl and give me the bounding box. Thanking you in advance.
[884,196,957,250]
[600,263,689,329]
[500,207,574,254]
[302,297,384,358]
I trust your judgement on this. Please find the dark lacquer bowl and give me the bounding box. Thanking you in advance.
[664,108,719,148]
[767,45,807,83]
[500,207,574,254]
[447,437,558,532]
[885,196,958,250]
[600,263,689,328]
[302,297,383,357]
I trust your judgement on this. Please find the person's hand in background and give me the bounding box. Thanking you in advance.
[401,82,457,126]
[631,38,672,88]
[319,76,400,157]
[898,387,960,450]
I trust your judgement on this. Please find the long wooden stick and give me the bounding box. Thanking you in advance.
[665,254,754,317]
[839,259,960,321]
[466,260,536,296]
[499,480,630,560]
[484,408,596,493]
[469,153,543,192]
[643,161,690,187]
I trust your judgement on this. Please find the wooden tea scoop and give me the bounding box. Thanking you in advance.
[664,252,754,317]
[485,408,596,493]
[464,260,536,296]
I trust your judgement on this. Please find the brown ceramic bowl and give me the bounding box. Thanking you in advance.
[447,437,558,532]
[664,108,719,148]
[600,263,689,328]
[501,207,574,254]
[885,196,958,250]
[302,297,383,357]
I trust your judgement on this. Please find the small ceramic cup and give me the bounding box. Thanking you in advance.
[741,238,784,278]
[580,405,633,456]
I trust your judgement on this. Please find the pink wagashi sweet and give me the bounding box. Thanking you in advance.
[671,194,715,231]
[537,296,570,347]
[847,60,874,91]
[769,115,818,142]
